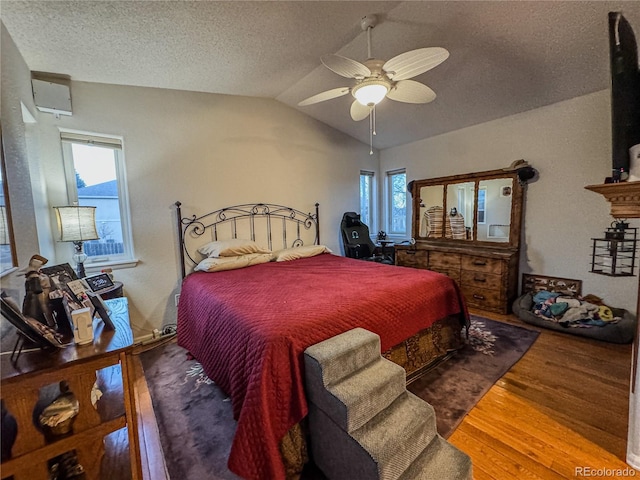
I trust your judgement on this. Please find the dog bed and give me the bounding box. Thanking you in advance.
[512,274,636,344]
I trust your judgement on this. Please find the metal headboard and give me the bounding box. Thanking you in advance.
[175,201,320,278]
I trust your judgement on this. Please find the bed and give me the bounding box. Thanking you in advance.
[174,202,469,480]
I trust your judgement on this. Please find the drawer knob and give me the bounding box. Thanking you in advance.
[473,294,485,300]
[473,260,487,266]
[473,277,486,283]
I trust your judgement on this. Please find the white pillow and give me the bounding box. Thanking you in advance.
[197,238,271,258]
[273,245,332,262]
[194,253,274,272]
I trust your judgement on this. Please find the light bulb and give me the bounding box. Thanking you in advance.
[353,82,389,106]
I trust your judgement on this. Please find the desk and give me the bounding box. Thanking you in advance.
[0,298,141,480]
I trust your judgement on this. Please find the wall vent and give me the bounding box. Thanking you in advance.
[31,72,72,116]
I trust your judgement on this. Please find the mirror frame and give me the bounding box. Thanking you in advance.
[409,166,525,250]
[0,124,18,275]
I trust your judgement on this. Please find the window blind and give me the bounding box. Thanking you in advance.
[386,168,406,177]
[60,132,122,149]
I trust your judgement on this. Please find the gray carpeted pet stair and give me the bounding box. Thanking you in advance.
[304,328,472,480]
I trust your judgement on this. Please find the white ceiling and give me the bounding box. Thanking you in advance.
[2,1,639,150]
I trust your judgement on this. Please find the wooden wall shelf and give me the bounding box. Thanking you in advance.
[585,181,640,218]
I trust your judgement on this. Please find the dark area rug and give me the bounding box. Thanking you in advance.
[407,315,540,438]
[139,316,539,480]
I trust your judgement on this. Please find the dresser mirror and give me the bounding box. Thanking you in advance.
[0,124,17,275]
[418,185,444,237]
[401,162,533,314]
[477,177,513,243]
[410,163,530,250]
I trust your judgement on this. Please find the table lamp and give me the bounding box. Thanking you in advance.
[54,205,99,278]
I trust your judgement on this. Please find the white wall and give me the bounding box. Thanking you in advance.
[23,81,376,337]
[380,90,638,315]
[0,23,51,298]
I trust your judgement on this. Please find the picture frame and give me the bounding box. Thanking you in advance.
[500,186,513,197]
[40,263,78,296]
[87,292,115,330]
[521,274,583,297]
[1,291,65,348]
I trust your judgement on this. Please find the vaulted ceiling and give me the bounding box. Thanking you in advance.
[2,1,639,149]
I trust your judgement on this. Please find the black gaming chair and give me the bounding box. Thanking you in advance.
[340,212,393,264]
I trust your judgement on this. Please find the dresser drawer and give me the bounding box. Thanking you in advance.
[461,285,503,310]
[460,270,502,291]
[429,251,461,269]
[396,250,429,269]
[429,267,461,284]
[461,255,503,274]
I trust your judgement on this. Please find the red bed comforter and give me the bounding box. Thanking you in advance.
[177,253,467,480]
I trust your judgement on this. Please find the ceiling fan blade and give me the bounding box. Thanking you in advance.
[321,54,371,79]
[383,47,449,81]
[298,87,350,106]
[387,80,436,104]
[350,101,371,121]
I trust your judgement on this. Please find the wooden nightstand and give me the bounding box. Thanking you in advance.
[0,297,141,480]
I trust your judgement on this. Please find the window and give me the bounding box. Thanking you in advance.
[359,170,375,229]
[477,187,487,224]
[61,131,135,268]
[386,169,407,235]
[456,186,466,219]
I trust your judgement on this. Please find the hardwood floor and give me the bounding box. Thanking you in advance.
[449,309,635,479]
[113,311,635,479]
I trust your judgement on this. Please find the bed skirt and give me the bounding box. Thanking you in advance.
[279,313,466,478]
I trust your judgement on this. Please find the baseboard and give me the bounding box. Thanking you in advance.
[135,333,155,344]
[134,330,172,346]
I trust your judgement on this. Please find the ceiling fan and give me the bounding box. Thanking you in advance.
[298,14,449,153]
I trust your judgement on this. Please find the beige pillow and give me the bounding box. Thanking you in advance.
[273,245,332,262]
[194,253,274,272]
[197,239,271,258]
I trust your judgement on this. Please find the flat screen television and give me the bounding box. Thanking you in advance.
[608,12,640,179]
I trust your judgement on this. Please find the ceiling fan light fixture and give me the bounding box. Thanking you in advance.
[352,80,390,106]
[300,14,448,154]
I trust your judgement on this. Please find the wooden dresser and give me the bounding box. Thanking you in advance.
[398,163,533,315]
[396,244,519,314]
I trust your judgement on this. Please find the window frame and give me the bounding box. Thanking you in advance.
[60,129,136,270]
[385,168,407,237]
[359,170,376,233]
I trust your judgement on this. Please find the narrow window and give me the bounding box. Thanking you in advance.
[386,169,407,235]
[457,186,466,219]
[61,131,134,268]
[359,170,375,229]
[477,187,487,224]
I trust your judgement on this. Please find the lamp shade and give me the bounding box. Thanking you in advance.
[352,81,389,106]
[54,206,99,242]
[0,206,10,245]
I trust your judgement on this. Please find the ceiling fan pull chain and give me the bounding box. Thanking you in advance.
[369,109,374,155]
[372,105,377,136]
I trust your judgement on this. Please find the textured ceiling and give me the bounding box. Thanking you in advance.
[2,1,640,150]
